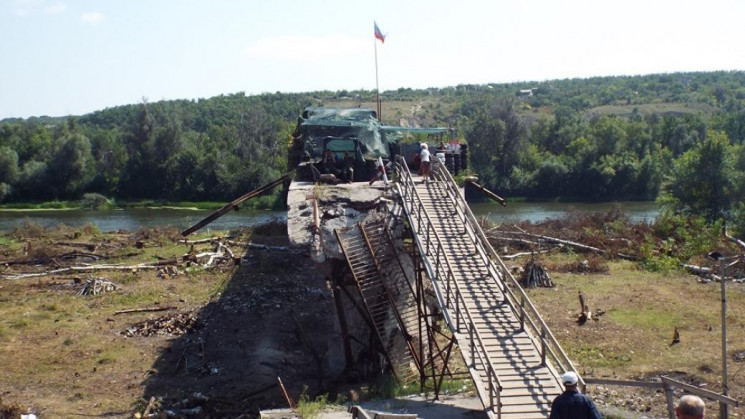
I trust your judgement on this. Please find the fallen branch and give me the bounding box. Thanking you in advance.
[501,230,637,260]
[181,235,238,245]
[505,231,606,254]
[218,242,234,259]
[53,241,101,251]
[725,228,745,251]
[114,306,177,315]
[226,240,289,251]
[502,248,556,260]
[683,264,711,276]
[2,264,163,280]
[486,235,544,247]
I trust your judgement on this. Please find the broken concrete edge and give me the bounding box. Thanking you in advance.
[287,181,396,262]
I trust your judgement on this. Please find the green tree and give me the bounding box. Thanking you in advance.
[0,146,19,185]
[661,130,734,221]
[464,99,527,191]
[48,134,94,198]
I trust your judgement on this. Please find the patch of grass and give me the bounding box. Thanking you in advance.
[606,307,681,331]
[296,387,328,419]
[435,378,474,395]
[569,345,632,368]
[9,319,29,329]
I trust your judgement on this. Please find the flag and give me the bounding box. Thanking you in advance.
[374,21,386,43]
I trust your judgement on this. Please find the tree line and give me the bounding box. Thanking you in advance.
[0,71,743,232]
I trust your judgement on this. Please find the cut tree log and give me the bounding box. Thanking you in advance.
[725,228,745,251]
[2,264,165,280]
[578,291,591,325]
[500,230,637,260]
[502,248,555,260]
[114,306,177,315]
[226,240,289,251]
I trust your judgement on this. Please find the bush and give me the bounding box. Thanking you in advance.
[80,193,111,209]
[0,183,11,202]
[296,387,328,419]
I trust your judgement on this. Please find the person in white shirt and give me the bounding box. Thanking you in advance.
[420,143,431,183]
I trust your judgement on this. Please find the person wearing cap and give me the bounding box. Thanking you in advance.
[675,395,705,418]
[549,371,602,419]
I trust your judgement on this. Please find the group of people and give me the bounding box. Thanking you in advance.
[320,150,355,183]
[550,371,706,418]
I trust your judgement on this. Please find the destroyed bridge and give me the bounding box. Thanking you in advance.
[283,157,579,419]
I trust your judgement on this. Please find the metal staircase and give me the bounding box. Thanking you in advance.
[335,220,429,383]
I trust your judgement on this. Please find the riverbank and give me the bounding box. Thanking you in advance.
[0,201,658,233]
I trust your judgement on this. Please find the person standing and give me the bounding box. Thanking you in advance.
[549,371,602,419]
[675,395,705,419]
[340,152,355,183]
[419,143,431,183]
[369,157,392,185]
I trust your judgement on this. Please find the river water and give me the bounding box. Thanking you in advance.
[0,201,659,233]
[469,201,659,224]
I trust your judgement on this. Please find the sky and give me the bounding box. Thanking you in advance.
[1,0,745,119]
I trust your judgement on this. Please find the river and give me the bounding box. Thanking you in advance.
[0,201,659,233]
[469,201,659,224]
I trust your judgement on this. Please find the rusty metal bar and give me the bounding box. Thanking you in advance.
[181,171,294,236]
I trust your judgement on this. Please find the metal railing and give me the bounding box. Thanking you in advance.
[393,156,503,417]
[426,158,583,390]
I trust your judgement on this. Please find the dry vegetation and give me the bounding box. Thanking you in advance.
[0,221,339,418]
[488,210,745,417]
[1,212,744,418]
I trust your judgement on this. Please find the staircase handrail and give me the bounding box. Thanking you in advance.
[428,159,584,390]
[393,156,504,417]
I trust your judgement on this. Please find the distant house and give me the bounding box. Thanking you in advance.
[517,88,536,97]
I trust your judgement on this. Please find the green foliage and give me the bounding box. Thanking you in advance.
[368,374,405,399]
[0,71,744,205]
[662,130,735,221]
[80,193,112,209]
[640,210,724,271]
[296,387,328,419]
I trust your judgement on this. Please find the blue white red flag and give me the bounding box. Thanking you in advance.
[374,21,386,43]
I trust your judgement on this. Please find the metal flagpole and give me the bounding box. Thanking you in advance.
[374,36,381,121]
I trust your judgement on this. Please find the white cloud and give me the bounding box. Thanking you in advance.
[14,0,42,16]
[45,1,66,14]
[246,34,367,62]
[80,11,104,23]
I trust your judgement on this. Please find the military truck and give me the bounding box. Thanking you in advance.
[288,106,449,182]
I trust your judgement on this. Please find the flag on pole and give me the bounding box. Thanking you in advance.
[374,21,386,43]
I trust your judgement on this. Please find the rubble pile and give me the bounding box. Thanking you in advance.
[121,312,202,338]
[78,278,119,295]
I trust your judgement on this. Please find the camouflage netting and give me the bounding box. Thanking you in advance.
[298,107,391,159]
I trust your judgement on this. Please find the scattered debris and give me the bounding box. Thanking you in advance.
[78,277,119,295]
[120,312,200,337]
[564,258,610,274]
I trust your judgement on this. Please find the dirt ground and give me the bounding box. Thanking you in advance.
[0,222,344,418]
[1,216,744,418]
